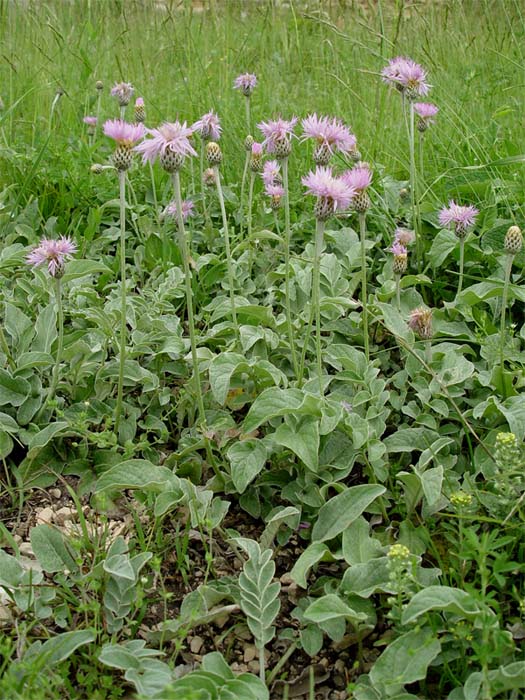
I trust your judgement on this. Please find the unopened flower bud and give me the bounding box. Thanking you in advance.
[504,226,522,256]
[95,80,104,91]
[206,141,222,166]
[203,168,216,187]
[244,134,254,151]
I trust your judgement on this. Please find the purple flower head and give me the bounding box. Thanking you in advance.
[258,116,298,155]
[388,241,408,256]
[103,119,145,145]
[414,102,438,120]
[301,114,357,155]
[382,57,430,97]
[83,116,97,127]
[251,142,263,156]
[302,166,356,220]
[163,199,195,222]
[234,73,257,96]
[408,306,433,339]
[262,159,281,187]
[134,121,197,164]
[192,111,222,141]
[26,236,77,277]
[439,200,478,237]
[265,182,285,198]
[135,97,144,107]
[110,82,134,106]
[341,165,372,192]
[394,227,416,246]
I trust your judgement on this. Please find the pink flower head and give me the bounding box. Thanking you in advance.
[251,142,263,156]
[382,57,430,97]
[26,236,77,277]
[163,199,195,222]
[192,111,222,141]
[301,114,357,155]
[265,182,285,198]
[83,116,97,127]
[135,97,144,108]
[413,102,438,120]
[341,165,372,192]
[258,116,298,155]
[302,166,356,220]
[262,159,281,187]
[134,121,197,164]
[388,241,407,256]
[439,200,478,236]
[394,227,416,246]
[408,306,433,339]
[234,73,257,96]
[110,82,134,106]
[103,119,145,145]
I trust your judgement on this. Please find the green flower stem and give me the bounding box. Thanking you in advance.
[172,171,206,427]
[200,141,212,231]
[425,339,432,365]
[247,170,255,242]
[281,158,299,379]
[96,92,102,131]
[395,274,401,311]
[408,100,420,268]
[46,277,64,412]
[0,321,15,370]
[312,218,325,394]
[456,238,465,299]
[114,169,127,434]
[359,211,370,362]
[120,105,126,120]
[499,253,513,383]
[244,95,251,134]
[238,152,250,241]
[213,165,239,342]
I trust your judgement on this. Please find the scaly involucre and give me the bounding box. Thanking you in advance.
[27,236,77,277]
[192,111,222,141]
[301,114,356,154]
[302,166,356,216]
[257,116,298,153]
[134,121,197,164]
[103,119,145,145]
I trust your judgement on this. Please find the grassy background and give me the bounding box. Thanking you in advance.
[0,0,524,217]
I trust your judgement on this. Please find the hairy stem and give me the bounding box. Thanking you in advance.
[408,100,419,268]
[45,277,64,414]
[457,238,465,299]
[239,151,250,241]
[214,165,239,342]
[359,211,370,361]
[499,254,513,392]
[281,158,299,378]
[114,170,127,434]
[312,218,325,394]
[395,274,401,311]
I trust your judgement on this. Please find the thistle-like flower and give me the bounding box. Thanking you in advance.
[111,82,134,107]
[83,116,98,127]
[192,111,221,141]
[27,236,77,278]
[264,182,285,210]
[382,57,430,98]
[301,114,357,165]
[408,306,433,339]
[135,121,197,172]
[393,227,416,246]
[302,166,355,221]
[234,73,257,97]
[163,199,195,222]
[413,102,438,132]
[258,116,298,159]
[262,159,282,187]
[203,167,216,188]
[389,241,408,275]
[439,200,478,239]
[103,119,145,171]
[342,165,373,213]
[134,97,146,124]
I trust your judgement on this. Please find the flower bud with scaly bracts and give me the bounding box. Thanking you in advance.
[249,142,263,173]
[408,306,433,340]
[206,141,222,166]
[134,97,145,124]
[244,134,254,152]
[203,168,216,188]
[504,226,522,256]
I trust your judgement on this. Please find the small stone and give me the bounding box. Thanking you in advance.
[55,507,76,525]
[19,542,34,557]
[49,488,61,499]
[244,645,257,663]
[190,636,204,654]
[36,507,54,525]
[247,660,260,674]
[280,573,293,585]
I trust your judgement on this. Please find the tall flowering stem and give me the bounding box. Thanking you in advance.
[439,201,478,300]
[359,212,370,361]
[281,158,299,379]
[312,219,325,392]
[408,101,420,268]
[115,170,127,434]
[48,277,64,411]
[212,164,239,342]
[499,227,522,394]
[172,171,207,428]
